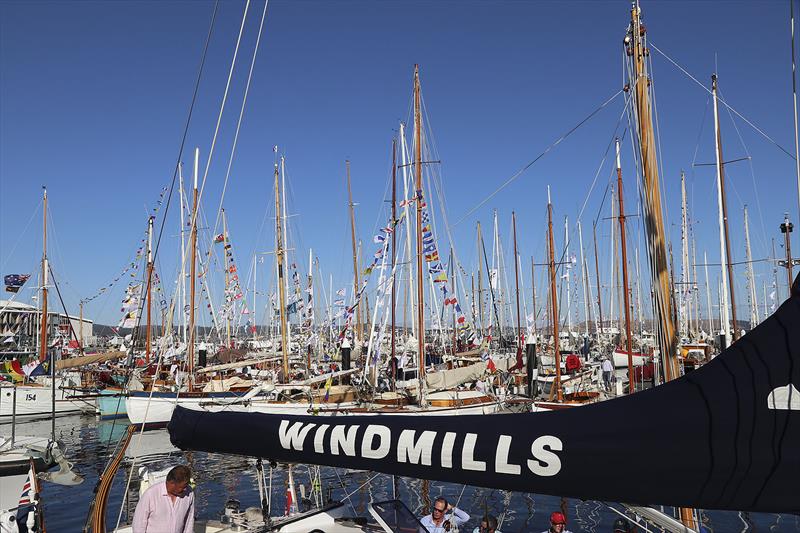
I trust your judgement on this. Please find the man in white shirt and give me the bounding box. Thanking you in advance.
[419,497,469,532]
[132,465,194,533]
[601,357,614,391]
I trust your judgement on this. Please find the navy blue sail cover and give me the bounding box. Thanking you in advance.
[169,278,800,513]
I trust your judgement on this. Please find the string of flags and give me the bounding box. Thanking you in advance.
[417,190,476,344]
[84,188,168,305]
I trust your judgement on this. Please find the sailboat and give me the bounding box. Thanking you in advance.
[0,188,96,423]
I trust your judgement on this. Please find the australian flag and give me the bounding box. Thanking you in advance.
[4,274,30,293]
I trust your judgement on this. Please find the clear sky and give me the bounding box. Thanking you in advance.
[1,0,798,330]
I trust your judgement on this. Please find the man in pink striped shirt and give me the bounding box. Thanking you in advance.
[132,465,195,533]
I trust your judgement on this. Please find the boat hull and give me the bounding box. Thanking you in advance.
[0,381,95,423]
[97,388,127,420]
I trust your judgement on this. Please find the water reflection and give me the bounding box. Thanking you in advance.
[5,414,799,532]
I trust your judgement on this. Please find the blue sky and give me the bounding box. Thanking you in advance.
[1,0,798,329]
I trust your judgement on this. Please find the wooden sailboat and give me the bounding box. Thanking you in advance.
[0,188,95,423]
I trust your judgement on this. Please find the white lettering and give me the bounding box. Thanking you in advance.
[527,435,562,476]
[361,425,391,460]
[461,433,486,471]
[314,424,330,454]
[397,430,436,465]
[278,421,316,451]
[495,435,521,475]
[330,425,360,456]
[441,432,457,468]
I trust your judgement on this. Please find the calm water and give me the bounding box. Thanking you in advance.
[9,414,798,532]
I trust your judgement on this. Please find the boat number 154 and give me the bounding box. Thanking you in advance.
[25,394,36,401]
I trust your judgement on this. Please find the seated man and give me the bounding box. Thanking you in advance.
[419,497,469,532]
[132,465,194,533]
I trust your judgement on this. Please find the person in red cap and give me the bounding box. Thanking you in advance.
[540,511,573,533]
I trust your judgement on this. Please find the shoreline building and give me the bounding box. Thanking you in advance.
[0,299,93,358]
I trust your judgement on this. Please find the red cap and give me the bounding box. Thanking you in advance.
[550,512,567,524]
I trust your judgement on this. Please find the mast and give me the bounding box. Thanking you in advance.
[39,186,48,364]
[615,138,635,391]
[692,238,700,335]
[744,206,759,329]
[391,138,397,365]
[399,122,416,339]
[531,255,537,339]
[188,148,199,381]
[79,299,84,353]
[413,64,426,401]
[781,214,795,289]
[281,156,292,352]
[578,221,590,336]
[792,0,800,219]
[564,216,572,337]
[626,4,679,380]
[704,250,714,336]
[635,246,644,335]
[547,187,562,402]
[275,163,290,380]
[179,164,188,344]
[253,253,258,342]
[513,212,522,350]
[593,222,604,335]
[680,171,689,338]
[477,222,485,338]
[346,160,361,344]
[146,215,154,363]
[712,74,740,345]
[222,209,231,348]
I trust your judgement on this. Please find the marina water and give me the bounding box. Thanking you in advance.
[9,414,797,532]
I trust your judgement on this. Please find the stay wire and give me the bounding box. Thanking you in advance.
[650,41,796,161]
[129,0,220,345]
[453,89,624,227]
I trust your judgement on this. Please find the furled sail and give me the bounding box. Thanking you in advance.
[169,277,800,513]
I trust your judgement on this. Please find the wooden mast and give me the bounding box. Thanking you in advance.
[531,255,537,339]
[627,3,679,381]
[222,208,231,349]
[628,4,695,528]
[39,186,48,363]
[391,138,397,369]
[711,74,740,343]
[477,222,485,338]
[188,148,199,383]
[275,163,290,380]
[615,138,635,392]
[592,222,604,335]
[145,215,154,363]
[547,187,562,402]
[414,64,426,403]
[512,212,522,350]
[346,160,361,344]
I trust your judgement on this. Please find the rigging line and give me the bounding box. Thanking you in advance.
[210,0,270,252]
[649,41,796,160]
[47,264,79,345]
[192,0,252,283]
[720,87,771,256]
[452,88,624,227]
[647,48,673,234]
[0,199,41,273]
[129,0,220,344]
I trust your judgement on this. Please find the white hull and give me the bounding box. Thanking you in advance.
[0,381,95,423]
[125,394,242,426]
[612,350,648,368]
